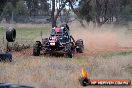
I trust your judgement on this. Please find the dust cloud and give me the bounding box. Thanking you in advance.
[69,21,132,53]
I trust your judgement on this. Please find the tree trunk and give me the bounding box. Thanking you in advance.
[69,0,86,27]
[51,0,68,27]
[54,0,68,23]
[51,0,56,27]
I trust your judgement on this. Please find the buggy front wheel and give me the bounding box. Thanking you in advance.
[66,44,74,58]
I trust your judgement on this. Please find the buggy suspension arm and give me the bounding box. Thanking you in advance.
[70,35,75,43]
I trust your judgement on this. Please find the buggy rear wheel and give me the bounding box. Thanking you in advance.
[66,44,74,58]
[33,41,41,56]
[76,39,84,53]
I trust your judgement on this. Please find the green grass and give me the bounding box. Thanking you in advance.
[0,27,5,43]
[0,27,50,44]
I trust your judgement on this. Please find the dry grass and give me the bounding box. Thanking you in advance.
[0,22,132,88]
[0,52,131,88]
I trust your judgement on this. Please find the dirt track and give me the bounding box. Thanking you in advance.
[13,21,132,57]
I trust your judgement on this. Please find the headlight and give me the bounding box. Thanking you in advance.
[50,42,55,46]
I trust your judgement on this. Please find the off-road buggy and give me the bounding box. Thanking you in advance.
[33,24,84,58]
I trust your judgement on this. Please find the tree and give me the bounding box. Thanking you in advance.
[51,0,79,27]
[38,0,49,15]
[78,0,129,25]
[0,0,8,15]
[25,0,49,16]
[2,2,14,22]
[79,0,92,22]
[1,0,29,22]
[15,0,28,16]
[51,0,68,27]
[10,0,19,8]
